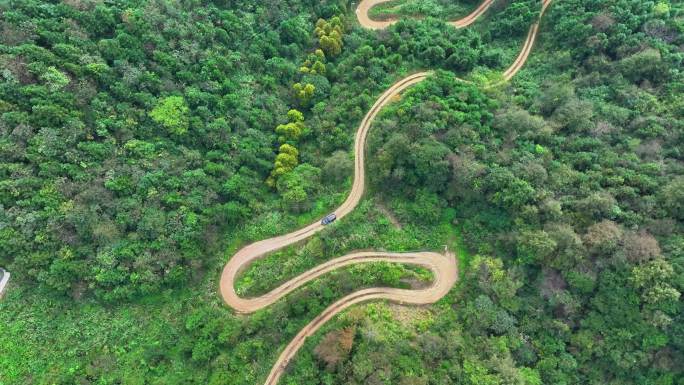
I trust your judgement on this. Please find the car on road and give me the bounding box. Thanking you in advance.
[0,267,9,299]
[321,213,337,225]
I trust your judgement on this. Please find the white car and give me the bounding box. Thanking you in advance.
[0,268,10,298]
[321,213,337,225]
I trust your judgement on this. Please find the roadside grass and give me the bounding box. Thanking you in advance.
[368,0,480,22]
[234,197,439,297]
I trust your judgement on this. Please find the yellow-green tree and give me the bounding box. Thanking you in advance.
[631,258,681,306]
[267,144,299,187]
[300,49,327,75]
[315,17,344,57]
[293,82,315,105]
[275,109,305,142]
[149,96,190,135]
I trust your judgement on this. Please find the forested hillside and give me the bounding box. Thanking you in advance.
[1,0,682,384]
[0,0,347,300]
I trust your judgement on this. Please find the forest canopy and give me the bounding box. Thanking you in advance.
[0,0,683,384]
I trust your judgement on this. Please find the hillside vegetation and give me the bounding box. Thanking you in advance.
[0,0,682,384]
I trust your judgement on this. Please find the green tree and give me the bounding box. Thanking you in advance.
[275,109,306,142]
[315,17,344,57]
[631,258,681,305]
[276,164,321,212]
[268,144,299,186]
[517,230,557,265]
[653,2,670,16]
[149,96,190,135]
[323,150,353,183]
[660,177,684,220]
[619,48,669,84]
[293,82,315,106]
[40,66,70,91]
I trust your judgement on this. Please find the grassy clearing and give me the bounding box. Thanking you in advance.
[368,0,480,21]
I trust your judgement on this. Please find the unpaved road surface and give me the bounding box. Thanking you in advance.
[220,1,552,384]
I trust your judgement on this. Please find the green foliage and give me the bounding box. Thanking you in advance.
[149,96,190,135]
[631,259,681,306]
[40,66,70,92]
[659,177,684,220]
[491,0,540,37]
[323,150,353,183]
[653,2,670,16]
[517,230,557,265]
[279,15,312,46]
[268,144,300,187]
[276,164,321,213]
[300,50,327,75]
[0,0,336,302]
[292,82,316,106]
[367,0,485,21]
[368,71,495,196]
[361,2,684,380]
[2,1,683,385]
[315,17,344,57]
[275,109,306,143]
[619,48,670,84]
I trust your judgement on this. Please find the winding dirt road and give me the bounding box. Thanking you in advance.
[220,1,552,384]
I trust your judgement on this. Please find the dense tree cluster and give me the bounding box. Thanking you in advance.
[0,0,345,300]
[300,49,328,76]
[267,15,346,205]
[0,1,682,385]
[352,1,684,382]
[316,16,345,57]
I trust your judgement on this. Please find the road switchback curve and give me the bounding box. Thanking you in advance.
[220,1,552,384]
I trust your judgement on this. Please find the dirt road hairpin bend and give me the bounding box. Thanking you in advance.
[220,1,553,383]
